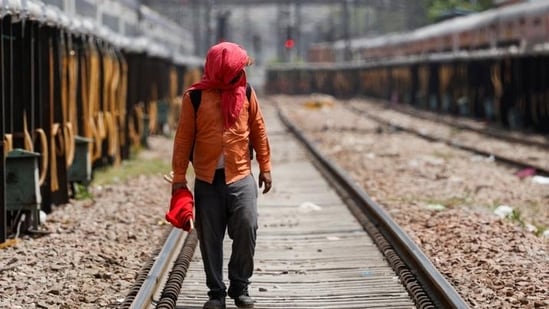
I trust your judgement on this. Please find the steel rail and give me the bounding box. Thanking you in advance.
[128,228,188,309]
[277,107,470,309]
[347,104,549,178]
[155,229,198,309]
[353,103,549,151]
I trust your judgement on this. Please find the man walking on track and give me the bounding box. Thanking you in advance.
[171,41,273,309]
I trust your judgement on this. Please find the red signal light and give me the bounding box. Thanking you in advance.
[284,39,295,49]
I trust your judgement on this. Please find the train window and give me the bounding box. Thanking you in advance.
[534,18,541,26]
[520,18,525,25]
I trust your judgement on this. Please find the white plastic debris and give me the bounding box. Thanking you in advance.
[532,175,549,185]
[298,201,322,212]
[525,224,538,233]
[494,205,514,219]
[425,204,446,211]
[543,230,549,239]
[39,210,47,225]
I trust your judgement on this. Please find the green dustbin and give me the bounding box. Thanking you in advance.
[6,149,42,229]
[68,136,92,185]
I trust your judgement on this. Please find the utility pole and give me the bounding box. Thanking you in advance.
[216,10,231,42]
[192,0,202,56]
[204,0,214,54]
[295,2,302,61]
[342,0,352,61]
[276,6,289,62]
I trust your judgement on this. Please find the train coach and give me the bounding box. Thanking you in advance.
[0,0,203,242]
[277,1,549,134]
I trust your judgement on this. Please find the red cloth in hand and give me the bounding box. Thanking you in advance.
[166,188,194,231]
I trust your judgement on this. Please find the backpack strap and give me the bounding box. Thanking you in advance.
[188,90,201,162]
[189,89,202,112]
[246,83,252,101]
[246,83,254,160]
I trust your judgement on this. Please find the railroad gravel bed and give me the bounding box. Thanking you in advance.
[0,137,174,308]
[276,95,548,309]
[347,98,549,172]
[0,96,547,309]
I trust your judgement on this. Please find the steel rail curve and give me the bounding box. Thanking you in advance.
[346,104,549,178]
[155,229,198,309]
[369,103,549,150]
[121,228,198,309]
[276,106,470,309]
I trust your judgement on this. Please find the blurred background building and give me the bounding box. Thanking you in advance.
[41,0,544,61]
[140,0,429,64]
[40,0,541,86]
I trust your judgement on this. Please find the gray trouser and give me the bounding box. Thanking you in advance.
[194,169,258,298]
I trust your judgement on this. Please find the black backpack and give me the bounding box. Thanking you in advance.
[188,83,254,162]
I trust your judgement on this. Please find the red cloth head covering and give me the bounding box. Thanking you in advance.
[188,41,249,128]
[166,188,194,231]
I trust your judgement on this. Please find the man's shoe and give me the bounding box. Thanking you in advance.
[233,293,254,308]
[203,297,226,309]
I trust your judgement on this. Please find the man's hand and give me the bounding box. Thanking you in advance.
[258,171,272,194]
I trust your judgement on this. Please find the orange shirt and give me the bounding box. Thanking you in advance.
[172,87,271,185]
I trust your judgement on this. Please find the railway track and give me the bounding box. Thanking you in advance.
[120,229,198,309]
[372,101,549,150]
[345,101,549,178]
[121,103,468,309]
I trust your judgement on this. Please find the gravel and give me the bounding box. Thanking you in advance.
[0,137,174,308]
[276,94,548,309]
[1,95,547,309]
